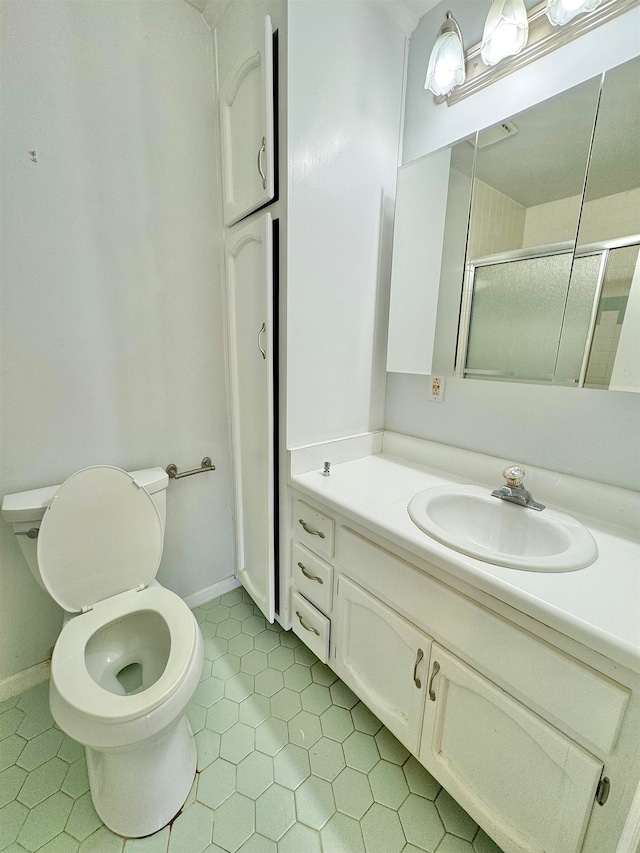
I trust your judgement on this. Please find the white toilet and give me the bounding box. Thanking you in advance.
[1,465,204,838]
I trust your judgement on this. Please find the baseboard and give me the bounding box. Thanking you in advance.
[183,575,242,610]
[0,660,51,703]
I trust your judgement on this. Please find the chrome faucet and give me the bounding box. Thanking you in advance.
[491,465,545,512]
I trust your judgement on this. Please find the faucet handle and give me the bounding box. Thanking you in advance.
[502,465,525,487]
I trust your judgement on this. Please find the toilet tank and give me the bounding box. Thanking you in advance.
[1,467,169,593]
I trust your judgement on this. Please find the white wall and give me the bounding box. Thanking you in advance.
[286,0,406,448]
[386,1,640,490]
[0,0,235,682]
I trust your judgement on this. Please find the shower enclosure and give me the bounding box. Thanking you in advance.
[456,235,639,389]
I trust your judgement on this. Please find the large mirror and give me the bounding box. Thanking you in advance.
[387,55,640,392]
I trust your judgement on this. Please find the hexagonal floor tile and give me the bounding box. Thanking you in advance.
[0,799,28,849]
[473,828,505,853]
[332,766,373,820]
[220,722,255,764]
[15,727,64,772]
[268,646,295,672]
[308,737,345,782]
[310,661,338,686]
[225,673,255,703]
[0,734,27,773]
[228,633,255,658]
[168,801,214,852]
[254,668,284,698]
[17,790,74,851]
[301,683,332,715]
[288,711,322,749]
[205,604,230,624]
[283,664,312,693]
[237,751,274,799]
[247,622,274,643]
[436,788,478,841]
[399,793,446,851]
[402,755,441,800]
[278,821,321,853]
[369,759,410,810]
[205,698,239,734]
[255,783,296,841]
[436,835,476,853]
[195,728,221,771]
[212,792,255,852]
[320,705,355,743]
[295,776,336,830]
[238,694,270,728]
[211,653,241,680]
[360,802,406,853]
[273,743,310,790]
[192,677,224,708]
[17,756,68,808]
[240,650,268,676]
[320,811,366,853]
[255,718,289,757]
[270,689,301,722]
[237,833,276,853]
[230,603,254,622]
[61,759,90,799]
[0,765,27,809]
[330,681,359,710]
[375,728,410,765]
[351,701,383,735]
[203,636,228,662]
[197,758,236,809]
[66,790,102,842]
[343,730,380,773]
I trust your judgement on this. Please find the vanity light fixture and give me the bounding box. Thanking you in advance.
[429,0,635,106]
[545,0,603,25]
[425,12,466,98]
[480,0,529,66]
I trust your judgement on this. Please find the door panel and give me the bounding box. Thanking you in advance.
[335,575,430,754]
[420,644,602,853]
[225,212,274,621]
[219,15,274,226]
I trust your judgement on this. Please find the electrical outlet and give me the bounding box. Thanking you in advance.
[430,375,445,402]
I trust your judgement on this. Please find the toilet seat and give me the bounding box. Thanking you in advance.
[37,466,164,613]
[51,585,197,724]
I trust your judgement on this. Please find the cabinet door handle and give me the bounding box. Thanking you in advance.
[298,562,324,584]
[428,661,440,701]
[298,519,325,538]
[257,323,266,359]
[296,611,320,636]
[413,648,424,688]
[257,136,267,189]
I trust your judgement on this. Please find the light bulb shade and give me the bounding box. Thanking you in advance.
[545,0,602,26]
[480,0,529,66]
[425,13,466,97]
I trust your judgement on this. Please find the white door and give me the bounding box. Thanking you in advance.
[420,644,603,853]
[335,576,430,755]
[219,15,275,227]
[225,212,275,621]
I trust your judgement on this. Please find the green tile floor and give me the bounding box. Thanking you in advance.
[0,588,505,853]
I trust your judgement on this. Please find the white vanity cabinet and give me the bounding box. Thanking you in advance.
[285,486,637,853]
[421,644,603,853]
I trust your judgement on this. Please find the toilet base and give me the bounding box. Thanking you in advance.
[85,712,196,838]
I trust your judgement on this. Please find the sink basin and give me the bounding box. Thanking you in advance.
[408,485,598,572]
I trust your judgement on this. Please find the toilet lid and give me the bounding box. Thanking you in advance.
[37,466,164,612]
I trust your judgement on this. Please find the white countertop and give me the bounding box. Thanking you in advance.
[291,449,640,674]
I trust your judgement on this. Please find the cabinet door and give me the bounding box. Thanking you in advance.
[219,15,275,227]
[225,212,275,622]
[335,576,430,755]
[420,644,603,853]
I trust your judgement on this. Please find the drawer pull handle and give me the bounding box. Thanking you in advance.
[298,519,325,538]
[296,611,320,636]
[298,562,324,584]
[428,661,440,701]
[413,648,424,688]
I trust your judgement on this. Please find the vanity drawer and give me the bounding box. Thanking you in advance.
[294,499,335,559]
[292,542,333,614]
[338,527,629,756]
[291,591,330,663]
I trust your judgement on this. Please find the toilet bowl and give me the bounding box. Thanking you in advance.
[2,465,204,838]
